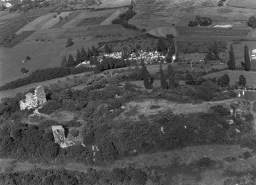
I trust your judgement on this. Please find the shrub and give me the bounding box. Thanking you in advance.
[238,75,246,87]
[108,99,122,109]
[38,100,61,115]
[210,105,230,117]
[217,74,230,87]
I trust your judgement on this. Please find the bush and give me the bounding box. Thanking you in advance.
[66,38,74,47]
[38,100,61,115]
[217,74,230,87]
[238,75,246,87]
[108,99,122,109]
[210,105,230,117]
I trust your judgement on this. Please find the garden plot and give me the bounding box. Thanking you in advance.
[40,12,71,30]
[16,13,56,34]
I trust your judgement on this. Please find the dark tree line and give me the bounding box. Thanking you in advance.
[0,66,92,91]
[159,64,178,90]
[61,46,100,67]
[0,167,149,185]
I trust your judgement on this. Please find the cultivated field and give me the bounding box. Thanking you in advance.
[76,17,107,27]
[96,0,131,8]
[204,70,256,86]
[227,0,256,9]
[15,13,57,34]
[62,9,115,28]
[59,24,140,39]
[100,9,125,25]
[176,27,251,37]
[148,26,177,37]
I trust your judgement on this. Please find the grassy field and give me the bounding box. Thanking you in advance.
[148,26,177,37]
[227,0,256,9]
[233,41,256,60]
[204,70,256,86]
[0,72,91,100]
[3,31,36,48]
[51,11,83,29]
[0,17,38,45]
[177,40,227,54]
[59,24,140,39]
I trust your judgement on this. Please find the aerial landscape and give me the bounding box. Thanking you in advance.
[1,0,256,184]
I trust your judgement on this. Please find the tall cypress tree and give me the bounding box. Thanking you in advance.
[213,41,219,60]
[81,47,87,61]
[159,64,168,89]
[228,45,236,70]
[91,45,99,56]
[60,56,68,67]
[87,48,92,58]
[244,45,251,71]
[167,64,175,89]
[76,49,82,65]
[141,60,151,89]
[67,55,75,67]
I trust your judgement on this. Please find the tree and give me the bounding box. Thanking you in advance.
[217,74,230,87]
[67,55,75,67]
[228,45,236,70]
[157,38,168,55]
[159,64,168,89]
[89,56,94,66]
[104,44,111,54]
[60,56,68,67]
[213,41,219,60]
[167,64,175,89]
[87,48,92,58]
[141,60,152,89]
[81,47,87,61]
[238,75,246,87]
[21,68,28,74]
[44,142,59,159]
[76,49,82,65]
[66,38,74,47]
[248,16,256,29]
[91,45,99,56]
[185,73,195,85]
[244,45,251,71]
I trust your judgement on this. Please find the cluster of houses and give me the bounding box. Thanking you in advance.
[103,50,167,64]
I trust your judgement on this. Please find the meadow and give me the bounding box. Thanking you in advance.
[227,0,256,9]
[204,70,256,87]
[176,27,251,37]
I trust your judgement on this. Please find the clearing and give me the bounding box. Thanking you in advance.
[204,70,256,86]
[120,98,236,120]
[227,0,256,9]
[148,26,177,37]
